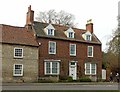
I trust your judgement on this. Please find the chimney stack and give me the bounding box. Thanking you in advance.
[26,5,34,25]
[86,19,93,33]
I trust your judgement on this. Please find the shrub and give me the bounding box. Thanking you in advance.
[59,75,68,80]
[38,79,54,83]
[67,76,73,82]
[79,77,91,82]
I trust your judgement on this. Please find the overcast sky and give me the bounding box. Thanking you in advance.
[0,0,119,51]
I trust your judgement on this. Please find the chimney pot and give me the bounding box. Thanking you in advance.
[28,5,31,11]
[86,19,93,33]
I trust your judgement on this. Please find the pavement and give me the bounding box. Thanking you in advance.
[2,82,119,86]
[2,82,120,90]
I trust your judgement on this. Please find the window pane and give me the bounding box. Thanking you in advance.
[71,62,75,65]
[48,29,53,35]
[86,35,91,41]
[14,65,22,75]
[88,46,93,57]
[15,69,21,74]
[91,64,96,74]
[46,62,50,74]
[86,69,90,74]
[52,62,58,74]
[49,42,56,54]
[69,32,74,38]
[70,44,76,55]
[85,63,90,74]
[14,48,23,57]
[15,65,22,69]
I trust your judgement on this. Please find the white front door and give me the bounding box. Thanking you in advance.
[69,61,77,80]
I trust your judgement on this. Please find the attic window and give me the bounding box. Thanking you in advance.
[68,32,74,38]
[82,31,92,41]
[86,35,91,41]
[48,29,54,36]
[65,28,75,38]
[44,24,55,36]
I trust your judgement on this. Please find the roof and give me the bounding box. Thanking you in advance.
[33,22,101,45]
[0,24,38,46]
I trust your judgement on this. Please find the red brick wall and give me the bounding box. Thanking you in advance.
[37,37,102,79]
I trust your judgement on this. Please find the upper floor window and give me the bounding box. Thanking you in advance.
[48,29,54,36]
[14,48,23,58]
[70,44,76,56]
[44,61,60,75]
[68,32,74,38]
[86,35,91,41]
[85,63,96,75]
[88,46,93,57]
[13,64,23,76]
[48,41,56,54]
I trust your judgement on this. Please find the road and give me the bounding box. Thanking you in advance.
[2,83,120,90]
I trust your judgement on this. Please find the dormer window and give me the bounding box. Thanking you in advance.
[44,24,55,36]
[65,28,75,38]
[48,29,54,36]
[82,31,92,41]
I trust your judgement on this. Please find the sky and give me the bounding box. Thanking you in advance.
[0,0,119,51]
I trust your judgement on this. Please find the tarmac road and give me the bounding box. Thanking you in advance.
[2,83,120,90]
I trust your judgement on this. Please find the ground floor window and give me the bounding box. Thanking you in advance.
[13,64,23,76]
[44,61,59,75]
[85,63,96,75]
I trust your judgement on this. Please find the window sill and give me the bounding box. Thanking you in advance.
[85,74,96,75]
[88,56,93,58]
[14,56,23,59]
[13,75,23,77]
[70,55,76,57]
[49,53,56,55]
[45,74,59,76]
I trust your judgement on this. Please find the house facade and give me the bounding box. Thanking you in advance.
[1,5,102,82]
[1,24,39,82]
[26,6,102,81]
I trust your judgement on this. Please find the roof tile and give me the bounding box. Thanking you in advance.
[1,24,38,46]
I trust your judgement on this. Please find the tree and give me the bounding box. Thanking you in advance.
[106,16,120,74]
[107,15,120,54]
[36,9,76,27]
[102,52,107,69]
[107,28,120,54]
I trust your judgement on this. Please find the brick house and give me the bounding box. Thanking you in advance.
[0,24,39,82]
[26,6,102,81]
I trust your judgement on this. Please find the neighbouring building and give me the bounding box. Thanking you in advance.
[25,6,102,81]
[1,24,39,82]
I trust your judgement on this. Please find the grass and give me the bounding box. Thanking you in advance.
[2,90,120,92]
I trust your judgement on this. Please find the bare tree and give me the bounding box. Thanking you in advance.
[105,16,120,74]
[36,9,76,27]
[107,16,120,55]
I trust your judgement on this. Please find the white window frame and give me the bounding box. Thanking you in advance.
[86,35,91,41]
[13,64,23,76]
[85,63,96,75]
[70,44,76,56]
[14,48,23,58]
[67,32,74,38]
[87,46,93,57]
[47,29,54,36]
[48,41,56,54]
[44,62,60,75]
